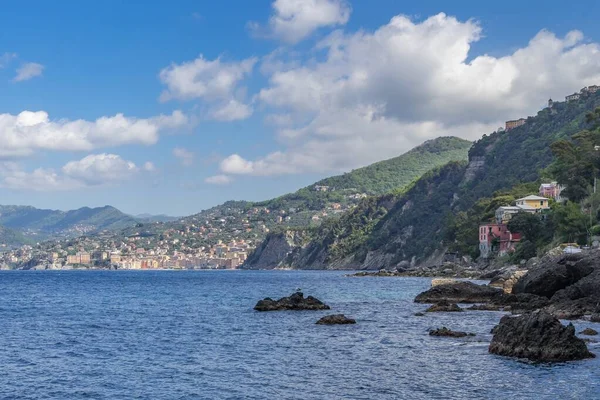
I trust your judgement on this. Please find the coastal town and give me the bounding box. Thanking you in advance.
[0,185,365,270]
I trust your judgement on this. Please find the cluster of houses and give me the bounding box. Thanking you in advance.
[565,85,600,102]
[478,182,564,258]
[503,85,600,132]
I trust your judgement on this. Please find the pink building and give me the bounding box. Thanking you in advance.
[479,224,522,258]
[539,182,564,202]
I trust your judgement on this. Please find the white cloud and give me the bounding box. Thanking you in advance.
[13,62,44,82]
[159,55,256,120]
[251,0,351,44]
[209,99,253,121]
[220,154,256,174]
[204,174,233,185]
[0,110,187,157]
[220,13,600,176]
[0,154,154,191]
[173,147,195,166]
[0,52,17,68]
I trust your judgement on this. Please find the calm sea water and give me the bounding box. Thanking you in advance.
[1,270,599,400]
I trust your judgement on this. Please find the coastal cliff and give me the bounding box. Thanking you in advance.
[244,91,600,270]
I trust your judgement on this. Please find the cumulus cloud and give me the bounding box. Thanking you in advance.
[0,154,154,191]
[0,110,187,157]
[173,147,195,166]
[204,174,233,185]
[251,0,351,44]
[13,62,44,82]
[159,55,256,120]
[219,13,600,176]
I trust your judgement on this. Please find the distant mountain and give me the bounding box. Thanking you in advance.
[0,225,33,248]
[0,205,138,238]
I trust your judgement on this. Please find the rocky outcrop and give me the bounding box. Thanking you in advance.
[415,281,503,304]
[512,253,595,297]
[511,251,600,318]
[489,269,528,293]
[425,301,463,312]
[429,327,474,338]
[316,314,356,325]
[254,292,330,311]
[489,311,594,362]
[243,231,309,270]
[431,278,459,287]
[580,328,598,336]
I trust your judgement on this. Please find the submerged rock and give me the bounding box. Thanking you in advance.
[429,327,474,338]
[425,301,462,312]
[316,314,356,325]
[489,310,594,362]
[415,281,503,304]
[580,328,598,336]
[414,312,426,316]
[254,292,330,312]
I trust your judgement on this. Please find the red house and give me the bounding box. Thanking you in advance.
[479,224,521,258]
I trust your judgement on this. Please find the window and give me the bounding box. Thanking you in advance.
[540,200,544,206]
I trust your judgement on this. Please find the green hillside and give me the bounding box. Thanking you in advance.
[0,205,138,235]
[316,136,472,195]
[243,90,600,269]
[254,136,472,212]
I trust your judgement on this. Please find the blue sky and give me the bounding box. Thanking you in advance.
[2,0,600,216]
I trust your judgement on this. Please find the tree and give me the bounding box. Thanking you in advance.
[507,212,543,243]
[553,202,588,244]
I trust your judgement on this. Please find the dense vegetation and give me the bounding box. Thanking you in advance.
[245,90,600,269]
[253,137,471,212]
[0,205,139,244]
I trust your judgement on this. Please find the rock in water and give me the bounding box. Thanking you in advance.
[489,310,594,362]
[429,327,474,338]
[425,301,463,312]
[254,292,330,311]
[316,314,356,325]
[415,281,503,304]
[580,328,599,336]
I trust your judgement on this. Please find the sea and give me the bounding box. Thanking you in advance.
[1,270,599,400]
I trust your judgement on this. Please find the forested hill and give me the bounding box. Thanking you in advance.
[313,137,472,195]
[252,136,471,213]
[243,90,600,270]
[0,205,138,238]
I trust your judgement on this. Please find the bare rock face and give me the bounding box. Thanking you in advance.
[489,310,594,362]
[415,281,503,304]
[425,301,463,312]
[512,253,595,298]
[429,327,474,338]
[254,292,330,312]
[316,314,356,325]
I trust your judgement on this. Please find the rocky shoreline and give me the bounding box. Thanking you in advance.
[411,250,600,362]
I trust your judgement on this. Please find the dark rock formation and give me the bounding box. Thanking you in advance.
[580,328,598,336]
[254,292,330,311]
[492,293,551,313]
[429,327,474,338]
[512,253,595,298]
[468,304,504,311]
[511,251,600,318]
[415,281,503,304]
[592,314,600,323]
[414,312,425,316]
[489,310,594,362]
[316,314,356,325]
[425,301,463,312]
